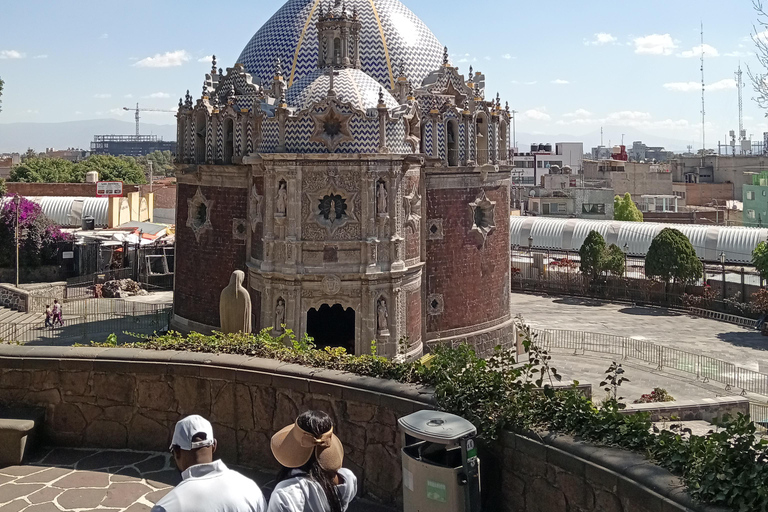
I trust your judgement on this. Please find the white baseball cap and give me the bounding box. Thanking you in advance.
[170,415,216,451]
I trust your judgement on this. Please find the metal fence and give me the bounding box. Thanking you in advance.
[531,328,768,397]
[0,301,171,344]
[65,268,136,299]
[750,403,768,433]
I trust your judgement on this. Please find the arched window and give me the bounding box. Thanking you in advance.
[447,119,458,167]
[224,118,234,164]
[476,114,488,165]
[333,38,341,65]
[195,111,207,163]
[499,122,508,162]
[420,123,427,155]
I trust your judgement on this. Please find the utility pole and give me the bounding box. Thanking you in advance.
[13,195,20,288]
[148,160,154,194]
[736,63,744,141]
[700,22,706,167]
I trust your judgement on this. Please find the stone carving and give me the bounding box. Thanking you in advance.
[468,190,496,246]
[310,103,354,151]
[323,275,342,295]
[305,185,358,237]
[274,298,286,332]
[276,181,287,216]
[403,182,421,233]
[427,219,444,240]
[249,184,263,232]
[186,187,214,242]
[427,293,444,316]
[377,297,388,333]
[219,270,251,334]
[232,218,247,241]
[376,180,388,216]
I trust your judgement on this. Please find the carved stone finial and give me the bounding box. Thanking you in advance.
[274,57,282,77]
[341,0,346,16]
[378,87,385,105]
[219,67,223,76]
[399,61,406,78]
[211,55,217,74]
[463,98,469,112]
[505,101,510,113]
[443,46,449,66]
[280,89,286,107]
[407,80,414,98]
[353,4,357,18]
[202,84,207,97]
[179,97,183,109]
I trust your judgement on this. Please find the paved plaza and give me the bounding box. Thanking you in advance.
[511,292,768,402]
[0,448,389,512]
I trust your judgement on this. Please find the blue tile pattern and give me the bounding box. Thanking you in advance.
[437,121,445,161]
[236,0,443,91]
[287,68,399,112]
[423,120,433,157]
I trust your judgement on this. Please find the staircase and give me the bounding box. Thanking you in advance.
[0,307,46,343]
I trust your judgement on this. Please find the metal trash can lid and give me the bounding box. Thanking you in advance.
[398,410,476,444]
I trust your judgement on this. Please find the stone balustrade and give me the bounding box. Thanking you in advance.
[0,345,729,511]
[0,284,29,312]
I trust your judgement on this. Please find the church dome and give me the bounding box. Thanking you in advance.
[287,68,399,111]
[237,0,444,92]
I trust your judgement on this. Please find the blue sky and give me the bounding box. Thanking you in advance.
[0,0,765,149]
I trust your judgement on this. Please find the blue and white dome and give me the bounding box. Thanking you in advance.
[287,68,399,111]
[237,0,444,91]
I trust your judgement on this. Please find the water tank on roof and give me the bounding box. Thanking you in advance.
[538,144,546,152]
[530,144,538,153]
[85,171,99,183]
[544,144,552,152]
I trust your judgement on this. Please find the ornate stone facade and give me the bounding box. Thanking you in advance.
[172,0,514,357]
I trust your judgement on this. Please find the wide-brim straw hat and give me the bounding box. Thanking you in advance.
[271,421,344,471]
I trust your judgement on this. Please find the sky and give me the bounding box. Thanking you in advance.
[0,0,766,150]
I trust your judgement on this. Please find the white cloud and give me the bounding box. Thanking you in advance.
[551,79,570,85]
[100,33,109,39]
[134,50,190,68]
[523,109,551,121]
[0,50,25,59]
[501,53,512,59]
[145,92,170,98]
[605,111,652,122]
[555,111,691,132]
[585,33,617,46]
[198,55,213,63]
[663,78,736,92]
[678,44,719,58]
[563,109,592,119]
[32,54,48,59]
[93,93,112,99]
[108,108,128,116]
[633,34,677,55]
[723,50,747,57]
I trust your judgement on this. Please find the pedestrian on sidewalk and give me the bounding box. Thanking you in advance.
[52,299,64,326]
[44,305,53,328]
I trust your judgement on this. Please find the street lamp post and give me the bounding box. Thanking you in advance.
[720,252,726,302]
[13,195,20,288]
[622,243,629,279]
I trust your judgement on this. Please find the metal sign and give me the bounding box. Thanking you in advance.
[97,181,123,197]
[62,251,74,259]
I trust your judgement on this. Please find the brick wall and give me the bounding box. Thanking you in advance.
[425,184,510,332]
[406,288,421,346]
[174,183,247,327]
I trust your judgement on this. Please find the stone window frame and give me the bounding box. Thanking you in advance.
[427,219,444,240]
[468,190,496,246]
[232,218,248,241]
[186,187,214,242]
[427,293,444,316]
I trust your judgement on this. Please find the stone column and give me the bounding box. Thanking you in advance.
[378,103,389,154]
[277,106,288,152]
[341,28,350,67]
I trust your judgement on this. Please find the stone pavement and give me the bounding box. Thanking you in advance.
[511,293,768,374]
[0,448,393,512]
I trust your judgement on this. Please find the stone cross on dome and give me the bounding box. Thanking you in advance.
[325,68,340,97]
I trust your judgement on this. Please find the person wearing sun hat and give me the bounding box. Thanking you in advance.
[268,410,357,512]
[152,414,266,512]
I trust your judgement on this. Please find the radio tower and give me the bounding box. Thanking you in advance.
[736,63,745,141]
[700,22,706,165]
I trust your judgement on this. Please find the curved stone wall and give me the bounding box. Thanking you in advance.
[0,345,718,511]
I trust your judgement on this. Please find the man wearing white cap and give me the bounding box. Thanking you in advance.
[152,415,267,512]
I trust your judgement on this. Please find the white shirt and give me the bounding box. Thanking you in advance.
[152,460,267,512]
[267,468,357,512]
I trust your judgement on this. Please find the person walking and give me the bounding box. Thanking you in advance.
[52,299,64,326]
[44,305,53,328]
[152,415,266,512]
[268,410,357,512]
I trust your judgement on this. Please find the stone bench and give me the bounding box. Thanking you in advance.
[0,408,44,467]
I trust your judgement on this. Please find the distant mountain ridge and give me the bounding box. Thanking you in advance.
[0,119,177,153]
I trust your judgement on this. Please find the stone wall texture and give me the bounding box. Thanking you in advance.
[0,346,719,511]
[0,284,28,312]
[174,183,248,327]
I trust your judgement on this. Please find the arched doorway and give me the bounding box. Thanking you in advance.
[306,304,355,354]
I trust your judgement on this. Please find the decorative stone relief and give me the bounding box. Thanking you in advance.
[427,219,444,240]
[377,296,389,334]
[427,293,444,316]
[232,218,247,241]
[468,190,496,246]
[322,275,342,295]
[403,183,421,233]
[186,187,214,242]
[305,185,358,236]
[249,184,263,232]
[276,180,288,217]
[274,297,286,332]
[310,103,354,151]
[376,180,388,217]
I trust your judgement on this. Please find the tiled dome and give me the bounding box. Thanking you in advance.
[237,0,444,91]
[287,68,399,111]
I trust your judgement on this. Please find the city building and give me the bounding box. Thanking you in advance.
[743,171,768,227]
[671,154,768,193]
[511,142,583,186]
[43,148,89,162]
[527,173,614,220]
[628,141,673,162]
[90,135,176,157]
[583,159,673,198]
[170,0,514,358]
[0,153,20,179]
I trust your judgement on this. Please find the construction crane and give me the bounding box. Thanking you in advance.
[123,103,176,137]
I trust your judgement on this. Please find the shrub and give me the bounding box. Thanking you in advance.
[645,228,702,284]
[634,388,675,403]
[614,192,643,222]
[579,230,606,280]
[0,194,71,268]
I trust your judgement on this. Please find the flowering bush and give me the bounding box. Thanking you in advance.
[681,285,716,309]
[0,194,72,268]
[633,387,675,404]
[549,258,579,270]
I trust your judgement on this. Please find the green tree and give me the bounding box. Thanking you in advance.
[614,193,643,222]
[603,244,626,276]
[645,228,703,284]
[0,178,6,198]
[73,155,147,184]
[21,148,37,161]
[9,157,75,182]
[579,230,606,280]
[753,241,768,281]
[0,76,4,113]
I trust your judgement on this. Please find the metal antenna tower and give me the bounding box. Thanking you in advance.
[700,22,706,165]
[736,63,745,140]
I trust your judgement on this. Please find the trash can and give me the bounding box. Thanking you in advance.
[398,410,481,512]
[82,216,95,231]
